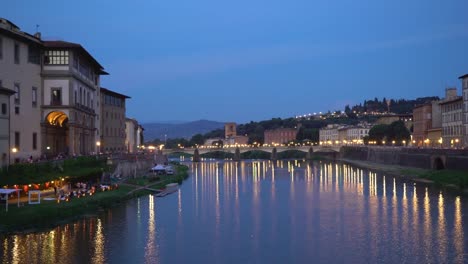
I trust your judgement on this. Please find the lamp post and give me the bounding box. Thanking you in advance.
[11,147,17,164]
[96,141,101,156]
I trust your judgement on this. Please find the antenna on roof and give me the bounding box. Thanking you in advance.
[34,24,41,39]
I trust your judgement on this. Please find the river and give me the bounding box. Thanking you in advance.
[1,160,467,263]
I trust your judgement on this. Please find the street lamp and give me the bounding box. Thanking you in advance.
[96,141,101,155]
[11,147,17,164]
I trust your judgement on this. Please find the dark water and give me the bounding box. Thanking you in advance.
[1,160,467,264]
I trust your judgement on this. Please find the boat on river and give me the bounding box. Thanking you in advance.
[155,183,179,197]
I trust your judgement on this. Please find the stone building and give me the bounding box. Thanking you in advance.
[224,122,248,145]
[0,86,15,166]
[460,74,468,148]
[412,103,432,146]
[41,41,107,156]
[0,18,43,162]
[440,96,463,148]
[0,18,109,163]
[125,118,142,153]
[319,124,340,143]
[100,87,129,153]
[264,128,298,145]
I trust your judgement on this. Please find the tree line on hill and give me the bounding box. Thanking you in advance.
[148,96,428,148]
[345,96,439,117]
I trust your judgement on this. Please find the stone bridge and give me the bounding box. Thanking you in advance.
[163,145,342,161]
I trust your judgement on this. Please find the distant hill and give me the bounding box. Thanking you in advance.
[143,120,225,140]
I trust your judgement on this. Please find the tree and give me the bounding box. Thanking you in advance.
[368,124,389,145]
[386,121,410,145]
[190,134,205,146]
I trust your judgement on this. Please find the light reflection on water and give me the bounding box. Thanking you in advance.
[0,160,467,263]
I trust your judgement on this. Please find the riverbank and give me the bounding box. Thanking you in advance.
[339,158,468,192]
[0,164,189,234]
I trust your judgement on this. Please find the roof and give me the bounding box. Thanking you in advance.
[100,87,131,99]
[0,87,15,95]
[439,96,463,105]
[43,40,106,73]
[413,102,432,109]
[0,19,41,46]
[458,74,468,79]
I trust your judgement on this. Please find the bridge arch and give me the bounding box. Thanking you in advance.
[431,156,446,170]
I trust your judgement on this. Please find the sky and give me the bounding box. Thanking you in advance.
[4,0,468,123]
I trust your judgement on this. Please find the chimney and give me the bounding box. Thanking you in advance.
[34,32,41,39]
[445,87,457,100]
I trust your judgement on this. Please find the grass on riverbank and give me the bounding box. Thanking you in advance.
[0,164,189,233]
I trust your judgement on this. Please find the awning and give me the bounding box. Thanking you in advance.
[0,189,21,212]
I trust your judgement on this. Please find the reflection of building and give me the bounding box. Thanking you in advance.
[125,118,144,153]
[0,86,15,166]
[264,128,298,144]
[100,88,129,153]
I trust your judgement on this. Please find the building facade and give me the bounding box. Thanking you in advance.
[412,103,432,146]
[100,88,129,153]
[440,97,464,148]
[0,18,110,163]
[125,118,139,153]
[460,74,468,147]
[41,41,107,156]
[319,124,340,143]
[0,87,15,166]
[0,18,43,162]
[264,128,298,145]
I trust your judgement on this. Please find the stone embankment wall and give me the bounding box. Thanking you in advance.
[112,159,154,179]
[340,146,468,170]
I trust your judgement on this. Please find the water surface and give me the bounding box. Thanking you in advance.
[1,160,467,263]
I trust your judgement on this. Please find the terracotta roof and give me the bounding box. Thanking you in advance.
[100,87,130,99]
[439,96,463,105]
[43,40,106,73]
[458,74,468,79]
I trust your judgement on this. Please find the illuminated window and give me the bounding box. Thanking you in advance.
[44,50,69,65]
[51,88,62,105]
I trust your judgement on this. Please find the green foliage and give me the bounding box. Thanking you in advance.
[0,157,107,186]
[367,121,410,145]
[190,134,205,146]
[368,124,389,144]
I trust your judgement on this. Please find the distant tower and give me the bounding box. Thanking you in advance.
[225,122,237,139]
[386,99,391,113]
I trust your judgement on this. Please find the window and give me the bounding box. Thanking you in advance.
[32,87,37,107]
[0,37,3,60]
[14,43,20,64]
[28,45,40,64]
[32,133,37,150]
[44,50,69,65]
[15,106,19,114]
[74,90,77,104]
[1,103,6,115]
[14,132,20,149]
[51,88,62,105]
[14,83,20,104]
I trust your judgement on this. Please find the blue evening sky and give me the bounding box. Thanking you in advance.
[4,0,468,123]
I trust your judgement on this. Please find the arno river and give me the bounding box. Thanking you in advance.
[1,160,467,263]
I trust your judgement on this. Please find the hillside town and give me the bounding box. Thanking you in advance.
[0,18,144,166]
